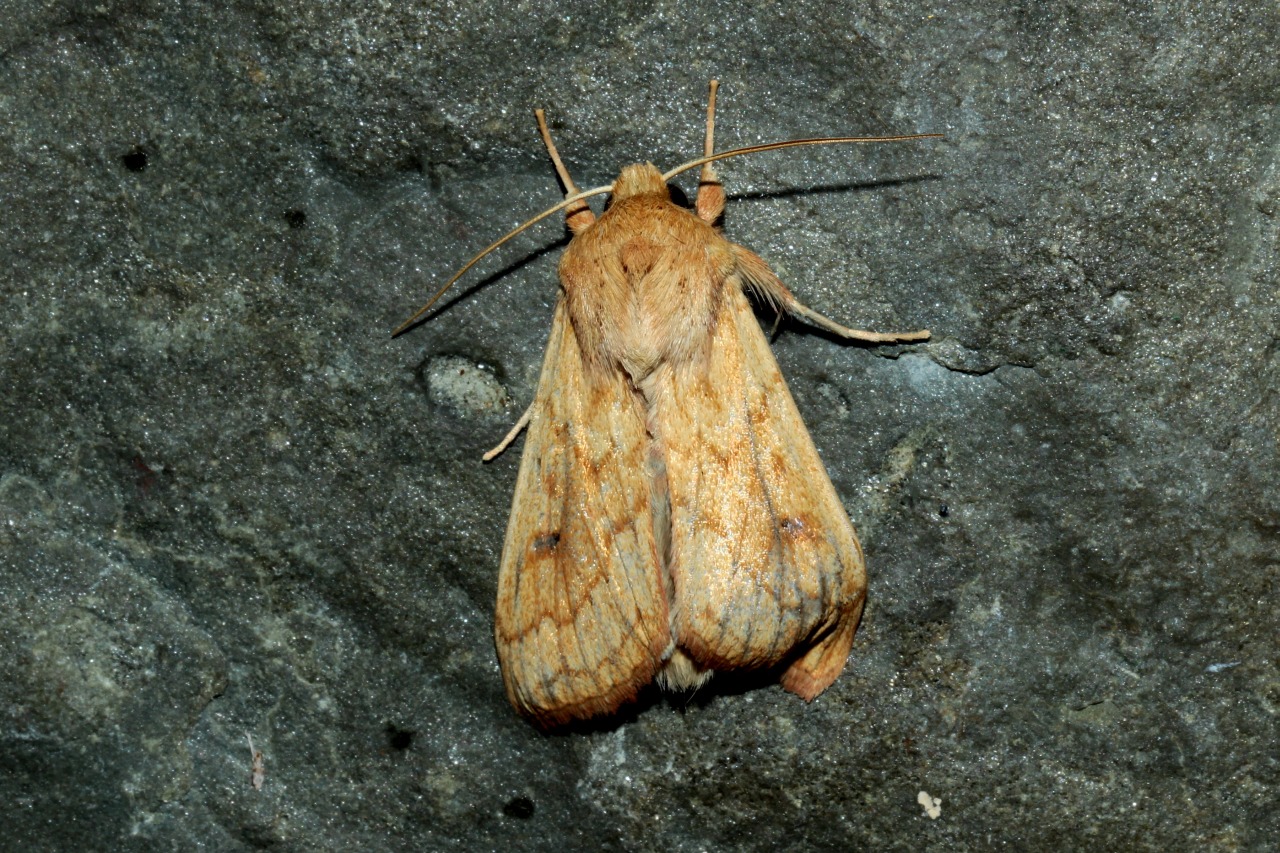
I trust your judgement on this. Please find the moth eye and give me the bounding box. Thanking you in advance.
[532,531,562,553]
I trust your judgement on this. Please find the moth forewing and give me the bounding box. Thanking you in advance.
[493,300,671,727]
[656,281,867,691]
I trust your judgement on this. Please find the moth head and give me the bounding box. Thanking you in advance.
[611,163,670,202]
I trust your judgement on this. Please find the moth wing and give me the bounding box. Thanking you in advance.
[659,284,866,699]
[495,299,670,726]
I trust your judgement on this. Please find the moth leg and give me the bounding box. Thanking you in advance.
[696,79,726,225]
[535,108,596,234]
[785,298,931,343]
[731,244,931,342]
[483,403,533,462]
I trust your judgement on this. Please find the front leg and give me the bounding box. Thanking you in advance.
[695,80,726,226]
[535,108,596,234]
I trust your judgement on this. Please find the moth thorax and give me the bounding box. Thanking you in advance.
[611,163,670,202]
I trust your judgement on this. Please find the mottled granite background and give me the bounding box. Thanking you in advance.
[1,1,1276,850]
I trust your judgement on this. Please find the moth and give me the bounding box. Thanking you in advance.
[398,82,937,727]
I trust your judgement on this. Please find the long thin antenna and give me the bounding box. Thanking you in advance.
[663,133,943,183]
[391,183,613,337]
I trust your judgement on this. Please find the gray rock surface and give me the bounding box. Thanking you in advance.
[1,1,1276,850]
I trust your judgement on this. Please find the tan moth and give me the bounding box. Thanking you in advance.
[398,81,937,727]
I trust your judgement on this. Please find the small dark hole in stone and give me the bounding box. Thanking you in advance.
[385,724,415,751]
[284,208,307,228]
[122,146,148,172]
[938,503,949,517]
[503,796,535,819]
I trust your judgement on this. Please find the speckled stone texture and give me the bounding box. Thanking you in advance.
[1,1,1276,850]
